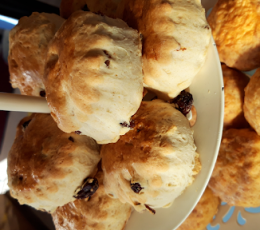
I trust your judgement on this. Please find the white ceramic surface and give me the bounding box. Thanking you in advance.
[124,37,224,230]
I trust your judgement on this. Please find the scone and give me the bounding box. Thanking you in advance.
[209,129,260,207]
[208,0,260,71]
[60,0,121,19]
[222,64,249,130]
[116,0,211,99]
[177,187,220,230]
[44,11,143,144]
[244,69,260,135]
[7,114,100,213]
[52,171,132,230]
[8,12,64,96]
[101,100,200,213]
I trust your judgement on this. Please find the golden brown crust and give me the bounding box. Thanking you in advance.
[209,129,260,207]
[101,100,199,212]
[52,171,132,230]
[60,0,121,19]
[177,187,220,230]
[8,12,64,96]
[222,64,250,130]
[116,0,211,98]
[44,11,143,144]
[208,0,260,71]
[244,69,260,135]
[7,113,100,212]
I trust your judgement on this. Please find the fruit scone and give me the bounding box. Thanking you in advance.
[8,12,64,97]
[222,64,250,130]
[177,187,220,230]
[209,128,260,207]
[7,113,100,213]
[101,100,201,214]
[52,171,132,230]
[59,0,211,99]
[44,11,143,144]
[244,69,260,135]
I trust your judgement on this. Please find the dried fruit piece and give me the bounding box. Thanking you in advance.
[172,90,193,116]
[105,60,110,67]
[74,177,99,200]
[40,90,46,97]
[22,119,31,129]
[130,182,143,194]
[145,204,156,214]
[120,120,135,128]
[68,136,74,142]
[75,131,81,135]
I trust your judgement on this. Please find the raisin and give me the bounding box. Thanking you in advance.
[74,177,99,200]
[131,182,143,194]
[22,120,31,129]
[120,122,128,127]
[172,90,193,116]
[19,175,23,181]
[105,60,110,67]
[103,50,112,59]
[145,204,156,214]
[40,90,46,97]
[129,120,135,128]
[75,131,81,135]
[68,136,74,142]
[82,4,89,11]
[120,121,135,129]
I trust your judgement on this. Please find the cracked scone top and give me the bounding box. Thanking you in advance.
[52,171,132,230]
[116,0,211,99]
[44,11,143,144]
[101,100,200,213]
[8,12,64,96]
[7,114,100,213]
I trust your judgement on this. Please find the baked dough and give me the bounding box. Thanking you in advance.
[7,114,100,213]
[8,12,64,96]
[116,0,211,99]
[244,69,260,135]
[60,0,121,19]
[52,171,132,230]
[222,64,249,130]
[208,0,260,71]
[209,129,260,207]
[101,100,200,213]
[44,11,143,144]
[177,187,220,230]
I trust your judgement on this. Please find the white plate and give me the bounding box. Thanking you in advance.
[125,37,224,230]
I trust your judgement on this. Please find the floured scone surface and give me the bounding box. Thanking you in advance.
[177,187,220,230]
[209,129,260,207]
[7,114,100,213]
[52,171,132,230]
[44,11,143,144]
[116,0,211,99]
[60,0,121,19]
[222,64,249,130]
[244,69,260,135]
[101,100,200,213]
[8,12,64,96]
[208,0,260,71]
